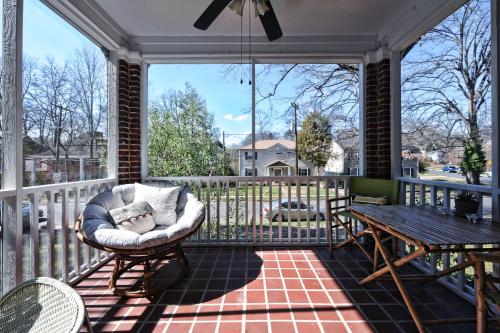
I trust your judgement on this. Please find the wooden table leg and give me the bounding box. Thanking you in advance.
[367,223,426,333]
[360,247,426,285]
[475,260,487,333]
[335,216,373,262]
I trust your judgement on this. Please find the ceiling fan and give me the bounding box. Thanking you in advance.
[194,0,283,41]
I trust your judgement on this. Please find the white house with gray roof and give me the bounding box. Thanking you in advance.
[238,139,345,177]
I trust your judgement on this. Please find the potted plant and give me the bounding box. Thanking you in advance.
[454,191,479,218]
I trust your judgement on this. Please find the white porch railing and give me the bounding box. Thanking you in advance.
[0,178,117,288]
[145,175,351,245]
[397,176,495,303]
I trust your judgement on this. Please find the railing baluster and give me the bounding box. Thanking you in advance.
[85,185,91,271]
[197,180,202,241]
[278,180,283,243]
[430,186,437,206]
[287,178,292,243]
[206,180,211,242]
[409,183,416,207]
[419,184,425,206]
[47,191,55,278]
[235,180,240,242]
[216,180,220,242]
[30,193,40,279]
[74,187,82,276]
[226,179,230,241]
[335,178,340,242]
[268,180,273,243]
[306,179,311,243]
[325,180,330,244]
[61,189,69,282]
[259,180,263,243]
[297,178,301,243]
[316,178,320,243]
[244,180,249,243]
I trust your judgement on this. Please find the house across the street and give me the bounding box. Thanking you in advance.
[238,139,343,176]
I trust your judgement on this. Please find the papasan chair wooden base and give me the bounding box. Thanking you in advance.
[76,218,201,301]
[109,243,191,300]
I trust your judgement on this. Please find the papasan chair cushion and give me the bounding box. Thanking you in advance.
[80,183,205,250]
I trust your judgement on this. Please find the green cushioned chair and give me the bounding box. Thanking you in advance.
[326,178,399,260]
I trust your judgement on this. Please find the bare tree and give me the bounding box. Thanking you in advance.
[70,45,107,159]
[223,63,359,149]
[402,0,490,184]
[27,57,78,173]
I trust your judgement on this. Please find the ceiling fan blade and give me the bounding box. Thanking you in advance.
[194,0,233,30]
[258,0,283,41]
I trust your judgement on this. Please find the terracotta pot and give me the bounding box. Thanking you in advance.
[454,199,479,218]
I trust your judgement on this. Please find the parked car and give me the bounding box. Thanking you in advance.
[442,165,459,173]
[263,201,325,221]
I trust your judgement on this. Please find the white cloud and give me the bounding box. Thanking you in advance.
[224,113,249,122]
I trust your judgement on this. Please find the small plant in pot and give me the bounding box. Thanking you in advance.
[454,191,479,218]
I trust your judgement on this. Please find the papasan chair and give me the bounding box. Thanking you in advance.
[76,183,205,300]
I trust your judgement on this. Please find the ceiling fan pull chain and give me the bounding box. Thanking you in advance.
[248,0,252,85]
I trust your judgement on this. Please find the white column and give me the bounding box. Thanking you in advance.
[107,51,119,181]
[2,0,24,293]
[491,0,500,223]
[140,62,149,181]
[390,51,402,180]
[358,63,366,177]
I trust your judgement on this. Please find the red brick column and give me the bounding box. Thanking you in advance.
[118,59,141,184]
[365,59,391,179]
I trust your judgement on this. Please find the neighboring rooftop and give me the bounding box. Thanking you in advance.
[240,139,296,150]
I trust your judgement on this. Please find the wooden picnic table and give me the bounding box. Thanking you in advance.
[350,204,500,333]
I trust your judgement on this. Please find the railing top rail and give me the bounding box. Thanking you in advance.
[22,178,117,194]
[396,177,492,194]
[145,175,353,182]
[0,189,17,199]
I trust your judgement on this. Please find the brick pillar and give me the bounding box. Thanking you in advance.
[365,59,391,179]
[118,59,141,184]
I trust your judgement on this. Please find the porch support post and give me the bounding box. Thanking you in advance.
[358,63,366,176]
[491,0,500,223]
[363,48,392,179]
[140,62,149,180]
[1,0,24,293]
[107,51,119,180]
[390,51,402,179]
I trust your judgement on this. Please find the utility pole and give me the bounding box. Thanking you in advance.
[292,103,299,174]
[222,131,226,175]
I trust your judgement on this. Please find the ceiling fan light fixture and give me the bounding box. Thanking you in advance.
[253,0,270,16]
[228,0,246,16]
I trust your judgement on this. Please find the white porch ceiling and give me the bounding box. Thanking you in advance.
[46,0,469,59]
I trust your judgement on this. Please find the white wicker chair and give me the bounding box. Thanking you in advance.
[0,277,92,333]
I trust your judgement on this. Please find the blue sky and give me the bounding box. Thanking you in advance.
[22,0,292,146]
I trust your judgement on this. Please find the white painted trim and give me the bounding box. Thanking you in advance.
[107,52,119,180]
[492,0,500,223]
[43,0,128,50]
[358,62,366,177]
[135,34,380,58]
[390,51,402,179]
[116,47,143,64]
[143,54,364,64]
[1,0,24,293]
[363,47,392,64]
[140,63,149,180]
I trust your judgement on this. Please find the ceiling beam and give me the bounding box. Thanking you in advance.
[133,34,380,60]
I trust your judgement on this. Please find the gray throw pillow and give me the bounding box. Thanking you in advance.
[134,183,180,226]
[108,201,155,234]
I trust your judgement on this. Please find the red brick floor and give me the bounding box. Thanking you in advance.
[75,246,494,333]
